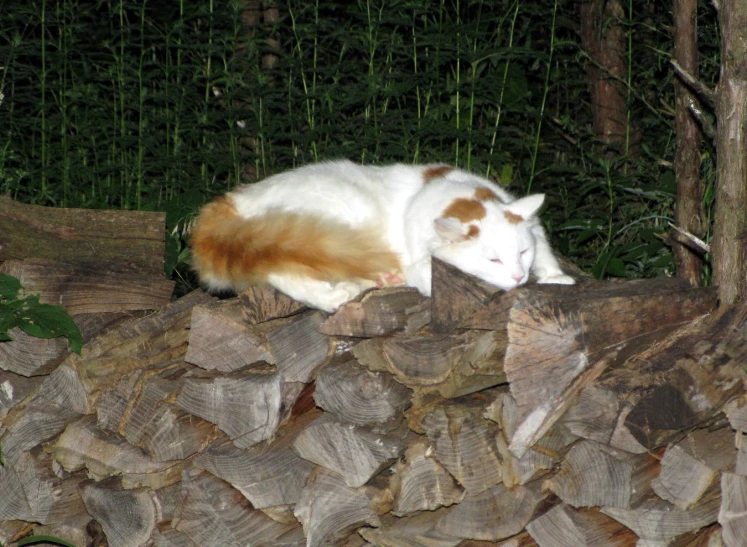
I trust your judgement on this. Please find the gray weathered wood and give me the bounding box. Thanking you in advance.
[526,504,638,547]
[266,310,331,383]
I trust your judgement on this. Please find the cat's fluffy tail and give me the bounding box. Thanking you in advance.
[190,196,401,291]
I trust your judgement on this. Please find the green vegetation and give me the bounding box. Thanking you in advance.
[0,0,719,288]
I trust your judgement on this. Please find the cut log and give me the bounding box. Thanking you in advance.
[420,396,503,494]
[434,481,546,541]
[320,287,429,337]
[471,278,718,458]
[185,298,275,372]
[0,258,174,315]
[547,440,658,509]
[561,384,621,445]
[652,426,736,510]
[353,329,505,399]
[173,467,299,545]
[0,371,44,418]
[719,472,747,547]
[239,283,307,325]
[525,504,639,547]
[294,466,386,547]
[291,414,407,487]
[265,310,332,383]
[48,416,184,489]
[0,326,70,377]
[28,513,93,547]
[392,438,464,515]
[176,367,296,449]
[314,355,412,431]
[80,478,160,547]
[360,509,462,547]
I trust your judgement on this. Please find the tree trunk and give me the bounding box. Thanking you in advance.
[672,0,705,286]
[712,0,747,304]
[579,0,635,153]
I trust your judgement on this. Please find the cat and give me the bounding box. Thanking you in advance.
[189,160,575,312]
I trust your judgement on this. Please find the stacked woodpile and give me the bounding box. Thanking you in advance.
[2,196,747,547]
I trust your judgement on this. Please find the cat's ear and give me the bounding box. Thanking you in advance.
[434,216,469,243]
[506,194,545,219]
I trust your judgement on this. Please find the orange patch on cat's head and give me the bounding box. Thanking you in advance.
[474,187,501,202]
[467,225,480,238]
[442,198,486,223]
[423,165,455,184]
[504,210,524,224]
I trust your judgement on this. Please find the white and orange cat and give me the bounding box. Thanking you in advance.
[190,160,575,311]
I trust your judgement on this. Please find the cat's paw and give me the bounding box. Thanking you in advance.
[315,281,364,312]
[537,273,576,285]
[377,271,405,288]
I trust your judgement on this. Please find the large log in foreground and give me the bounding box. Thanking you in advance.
[5,230,747,547]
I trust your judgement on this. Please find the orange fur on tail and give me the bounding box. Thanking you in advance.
[190,196,402,290]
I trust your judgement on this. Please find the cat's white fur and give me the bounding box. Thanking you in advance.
[190,160,575,311]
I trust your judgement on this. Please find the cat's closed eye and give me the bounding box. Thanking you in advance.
[490,258,503,264]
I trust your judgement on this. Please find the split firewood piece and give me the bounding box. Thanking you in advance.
[29,513,93,547]
[420,395,503,494]
[320,287,429,337]
[0,327,70,377]
[80,478,160,547]
[352,329,505,399]
[561,384,621,445]
[392,438,464,515]
[601,488,721,545]
[0,428,59,523]
[239,283,307,325]
[265,310,332,383]
[652,426,736,510]
[719,472,747,547]
[176,367,298,449]
[291,413,407,487]
[185,298,275,371]
[486,389,577,487]
[48,416,184,489]
[547,440,658,509]
[173,468,299,545]
[434,481,546,541]
[600,302,747,453]
[294,466,388,547]
[0,258,174,315]
[152,529,198,547]
[359,509,462,547]
[0,370,44,418]
[724,397,747,476]
[119,366,220,461]
[314,355,412,432]
[525,504,639,547]
[195,437,315,509]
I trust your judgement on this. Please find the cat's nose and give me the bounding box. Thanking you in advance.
[512,272,524,282]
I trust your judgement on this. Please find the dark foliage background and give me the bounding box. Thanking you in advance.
[0,0,720,287]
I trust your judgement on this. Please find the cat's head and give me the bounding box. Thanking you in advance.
[433,193,544,291]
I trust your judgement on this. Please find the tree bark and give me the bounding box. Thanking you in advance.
[673,0,705,286]
[712,0,747,304]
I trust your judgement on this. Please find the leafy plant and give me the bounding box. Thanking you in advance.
[0,274,82,354]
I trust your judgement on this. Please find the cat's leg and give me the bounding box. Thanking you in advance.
[266,273,364,312]
[531,226,575,285]
[404,256,433,296]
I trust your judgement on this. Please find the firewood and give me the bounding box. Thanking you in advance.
[291,413,407,487]
[420,396,503,494]
[80,478,160,547]
[546,440,658,509]
[320,287,429,337]
[561,384,621,445]
[353,329,505,399]
[176,367,298,449]
[265,310,332,383]
[0,258,174,315]
[718,472,747,547]
[49,416,184,489]
[652,427,736,510]
[294,466,387,547]
[600,302,747,453]
[314,355,412,431]
[525,504,639,547]
[0,370,44,418]
[152,529,198,546]
[433,482,546,541]
[239,283,307,324]
[601,489,720,545]
[185,298,275,372]
[0,327,70,376]
[461,533,540,547]
[173,467,300,545]
[29,513,92,547]
[0,429,59,522]
[359,509,462,547]
[392,438,464,515]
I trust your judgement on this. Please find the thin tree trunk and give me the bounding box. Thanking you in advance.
[672,0,704,286]
[579,0,636,153]
[712,0,747,304]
